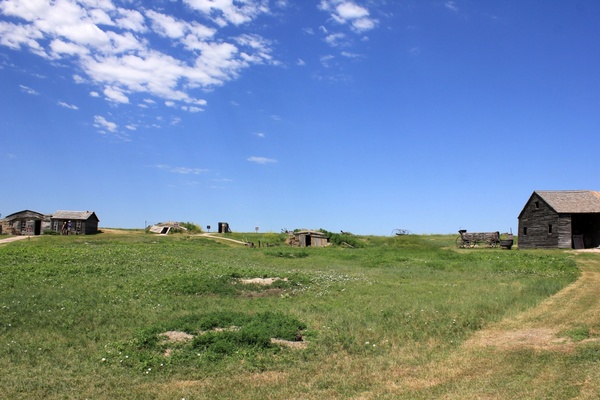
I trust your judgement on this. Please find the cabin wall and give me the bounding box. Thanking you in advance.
[518,194,565,248]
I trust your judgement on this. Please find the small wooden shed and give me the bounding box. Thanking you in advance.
[518,190,600,249]
[0,210,50,235]
[51,210,100,235]
[286,230,329,247]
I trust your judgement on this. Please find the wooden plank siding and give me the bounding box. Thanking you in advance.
[518,191,600,249]
[518,193,564,248]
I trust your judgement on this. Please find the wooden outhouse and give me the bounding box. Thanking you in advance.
[518,190,600,249]
[51,210,100,235]
[0,210,50,235]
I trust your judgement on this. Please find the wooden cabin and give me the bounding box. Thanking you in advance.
[0,210,50,235]
[518,190,600,249]
[286,230,329,247]
[50,210,100,235]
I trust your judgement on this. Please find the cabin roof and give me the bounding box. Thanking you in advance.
[533,190,600,214]
[52,210,99,221]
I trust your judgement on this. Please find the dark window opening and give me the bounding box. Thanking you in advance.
[548,224,553,234]
[534,201,540,209]
[523,227,528,235]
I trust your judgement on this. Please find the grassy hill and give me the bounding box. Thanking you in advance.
[1,230,598,399]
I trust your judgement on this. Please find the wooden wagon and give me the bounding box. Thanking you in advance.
[456,230,500,248]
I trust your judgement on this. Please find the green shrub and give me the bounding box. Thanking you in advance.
[319,229,363,248]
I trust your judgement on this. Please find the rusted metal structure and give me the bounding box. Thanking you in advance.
[518,190,600,249]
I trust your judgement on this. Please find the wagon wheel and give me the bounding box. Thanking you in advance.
[455,235,465,248]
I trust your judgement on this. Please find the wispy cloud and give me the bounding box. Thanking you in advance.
[19,84,38,95]
[318,1,378,33]
[2,153,17,160]
[93,115,117,133]
[247,156,277,165]
[445,1,459,13]
[58,101,78,110]
[0,0,278,111]
[156,164,209,175]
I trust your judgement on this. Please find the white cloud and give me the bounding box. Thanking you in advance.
[156,164,208,174]
[320,54,335,67]
[0,0,276,113]
[325,32,346,47]
[146,10,187,39]
[19,84,38,95]
[247,156,277,164]
[103,86,129,103]
[318,0,378,33]
[58,101,79,110]
[50,39,89,57]
[183,0,269,27]
[341,51,361,58]
[445,1,459,12]
[94,115,117,132]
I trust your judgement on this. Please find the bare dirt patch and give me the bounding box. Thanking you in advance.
[161,331,194,343]
[465,327,574,352]
[239,277,288,285]
[270,337,308,349]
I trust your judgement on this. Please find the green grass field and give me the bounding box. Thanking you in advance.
[1,231,598,399]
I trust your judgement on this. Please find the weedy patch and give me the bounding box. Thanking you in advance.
[159,273,305,297]
[110,311,309,373]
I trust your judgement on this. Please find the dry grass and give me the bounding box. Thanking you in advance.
[379,253,600,399]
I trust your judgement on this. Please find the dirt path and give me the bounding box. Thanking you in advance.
[466,253,600,349]
[0,235,34,244]
[197,233,249,245]
[396,252,600,398]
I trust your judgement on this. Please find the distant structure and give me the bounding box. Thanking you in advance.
[518,190,600,249]
[1,209,99,235]
[218,222,231,233]
[51,211,100,235]
[0,210,50,235]
[286,230,329,247]
[148,221,186,235]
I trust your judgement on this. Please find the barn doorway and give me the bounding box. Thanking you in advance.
[572,214,600,248]
[34,220,41,235]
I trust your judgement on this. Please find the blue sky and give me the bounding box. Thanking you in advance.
[1,1,599,235]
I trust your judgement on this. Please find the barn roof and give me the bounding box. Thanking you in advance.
[52,210,99,221]
[534,190,600,213]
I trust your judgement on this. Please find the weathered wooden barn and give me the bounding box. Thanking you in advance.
[518,190,600,249]
[50,210,100,235]
[0,210,51,235]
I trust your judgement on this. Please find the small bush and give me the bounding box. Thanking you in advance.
[179,222,203,233]
[319,229,363,248]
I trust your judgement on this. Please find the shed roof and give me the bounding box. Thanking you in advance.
[3,210,45,221]
[52,210,99,221]
[533,190,600,214]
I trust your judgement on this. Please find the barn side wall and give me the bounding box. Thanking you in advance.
[556,215,573,248]
[518,194,565,249]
